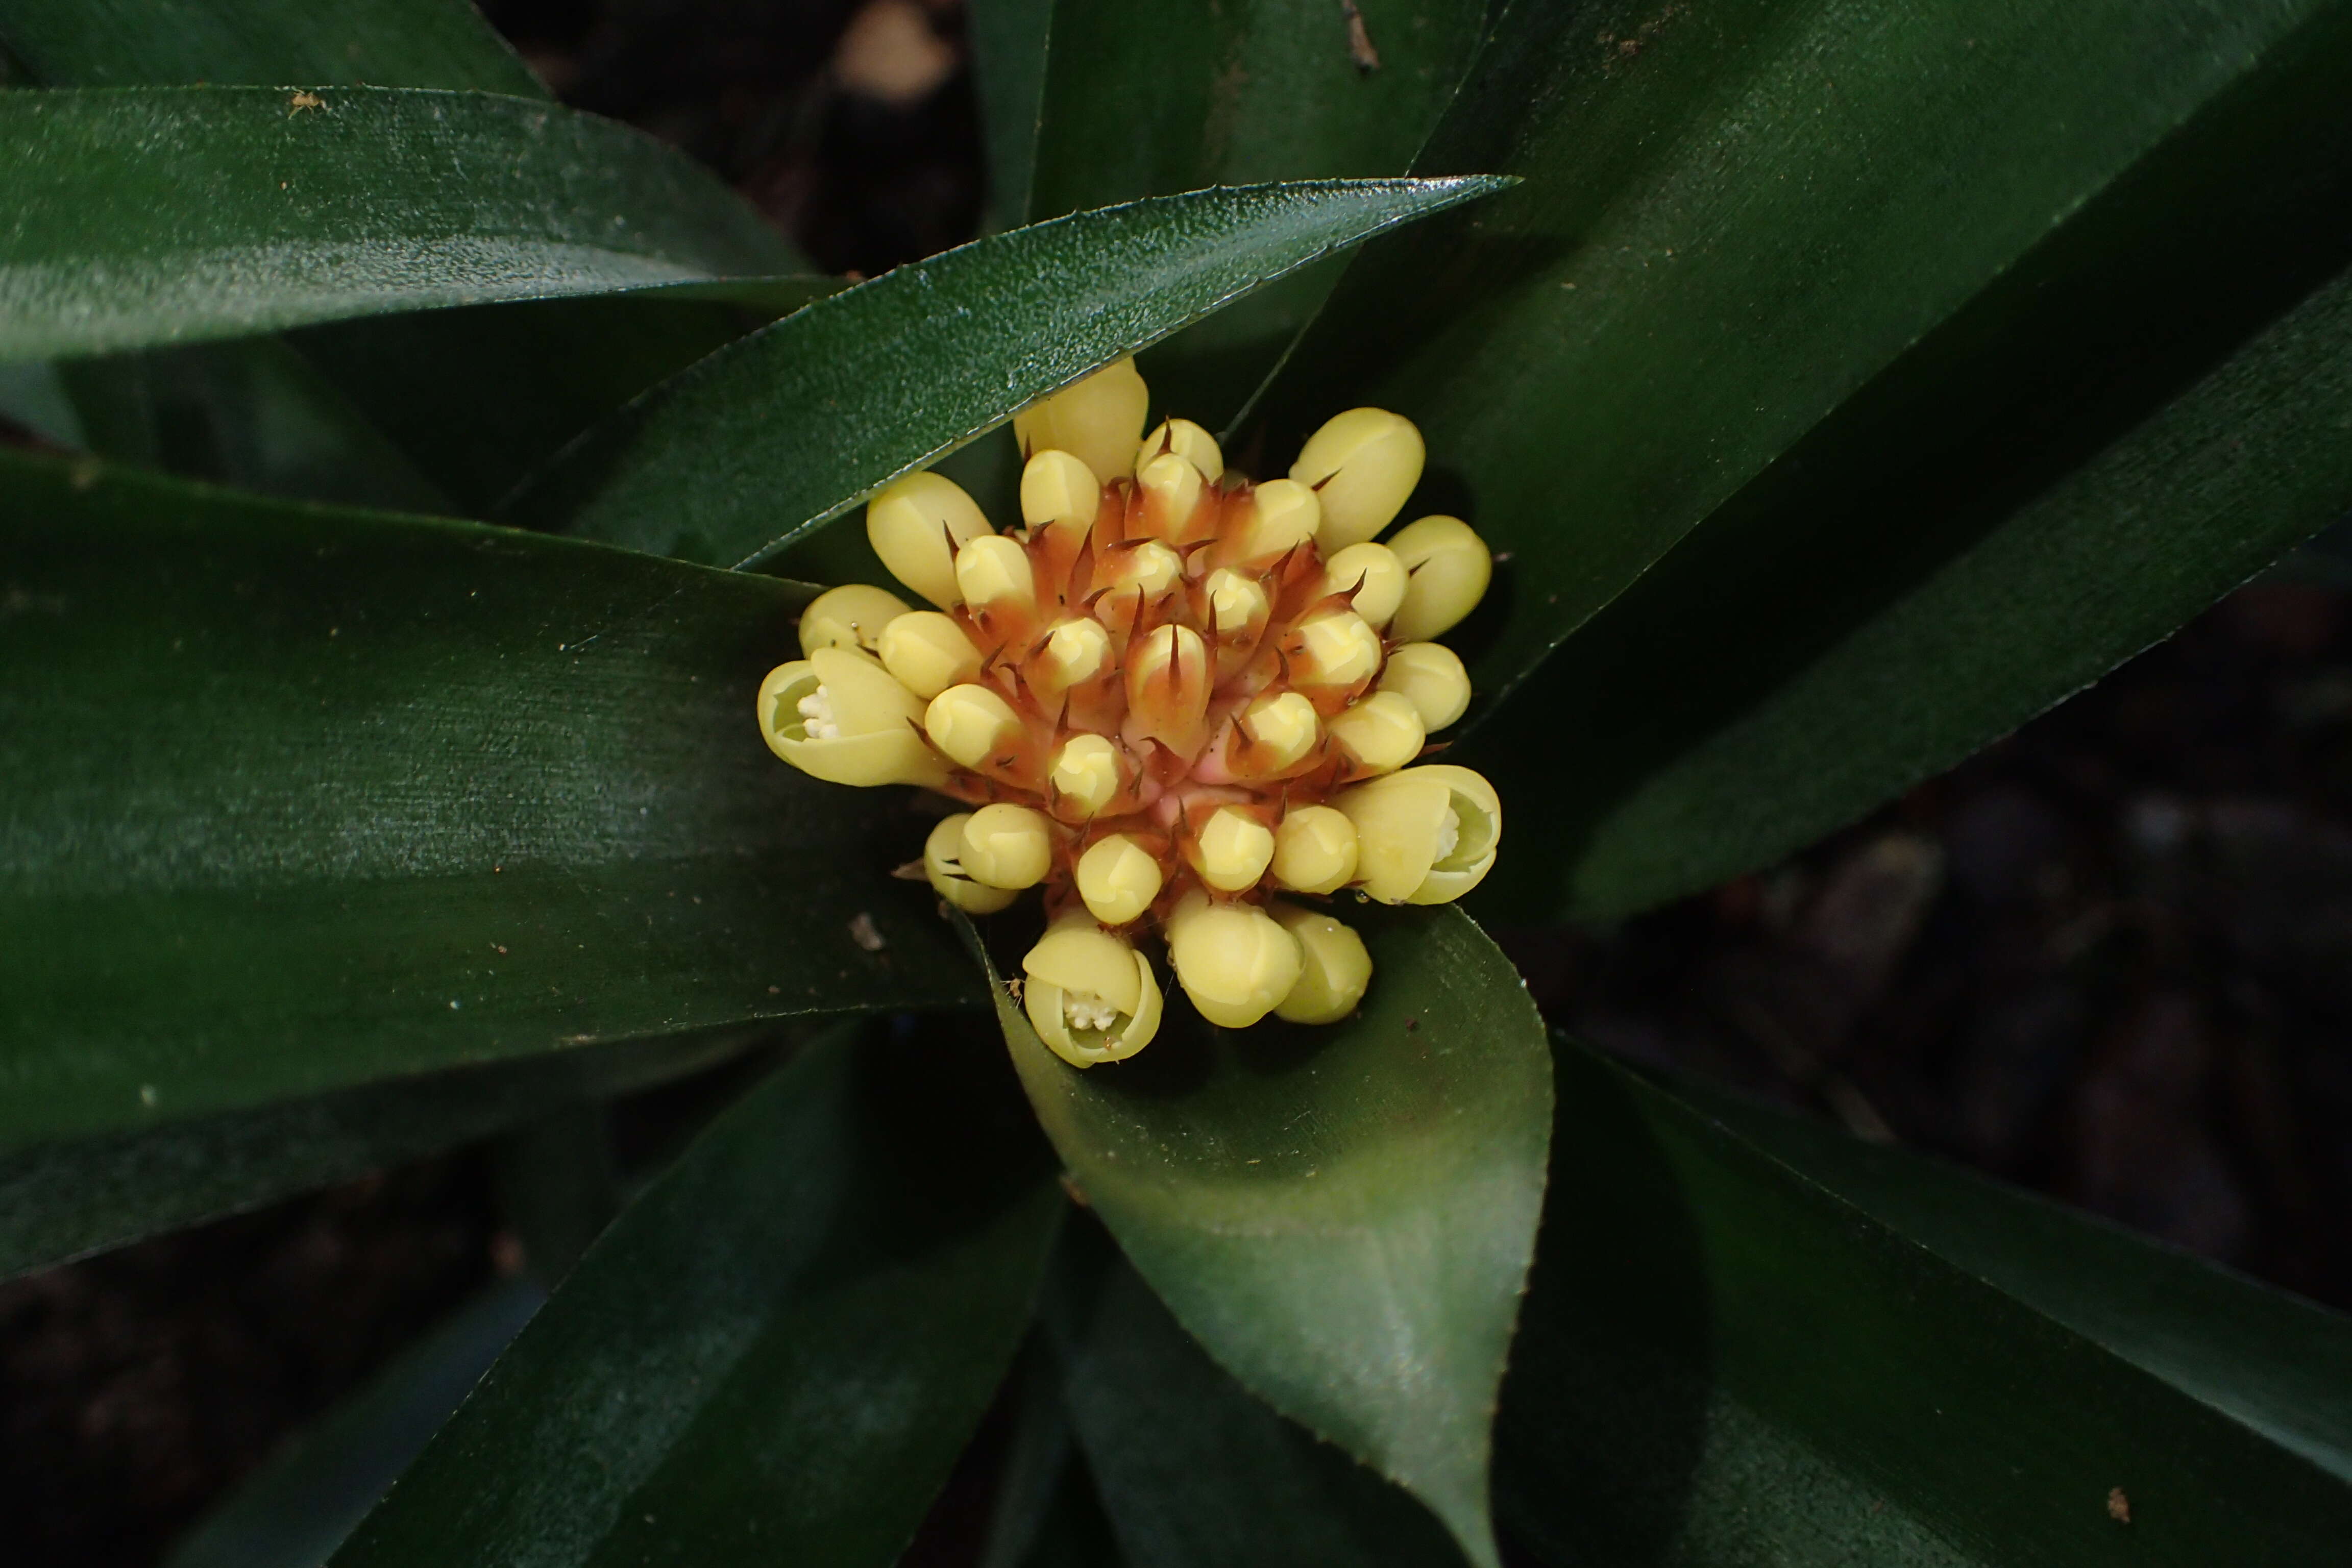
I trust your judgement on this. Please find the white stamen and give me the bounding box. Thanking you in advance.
[1433,805,1460,863]
[797,685,840,740]
[1064,990,1120,1032]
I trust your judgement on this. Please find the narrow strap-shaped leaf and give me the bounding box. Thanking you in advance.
[164,1278,548,1568]
[332,1025,1064,1568]
[966,0,1055,230]
[1253,0,2352,709]
[1678,1075,2352,1480]
[1014,0,1489,428]
[1498,1039,2352,1565]
[0,1031,753,1280]
[0,86,798,362]
[509,177,1510,569]
[0,0,546,94]
[1046,1222,1467,1568]
[969,904,1551,1568]
[0,449,976,1145]
[1468,151,2352,919]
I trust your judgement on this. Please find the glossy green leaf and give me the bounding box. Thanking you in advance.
[1047,1221,1467,1568]
[1007,0,1488,426]
[965,0,1052,230]
[970,904,1552,1568]
[1679,1075,2352,1480]
[511,177,1509,569]
[0,448,977,1146]
[290,278,842,513]
[165,1279,547,1568]
[0,0,544,94]
[333,1025,1064,1568]
[1466,90,2352,918]
[0,87,797,362]
[1256,0,2352,710]
[0,1031,752,1281]
[1496,1039,2352,1565]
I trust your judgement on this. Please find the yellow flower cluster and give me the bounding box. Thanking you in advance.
[757,358,1500,1066]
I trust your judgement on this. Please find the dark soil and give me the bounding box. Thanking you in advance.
[5,3,2347,1563]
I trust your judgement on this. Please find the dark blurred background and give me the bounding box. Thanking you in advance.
[5,2,2348,1562]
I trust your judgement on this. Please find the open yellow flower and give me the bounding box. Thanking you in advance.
[756,358,1504,1061]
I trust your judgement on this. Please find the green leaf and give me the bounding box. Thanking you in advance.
[0,87,797,362]
[164,1279,547,1568]
[289,278,842,514]
[510,177,1510,570]
[1013,0,1488,427]
[333,1024,1064,1568]
[969,904,1552,1568]
[965,0,1053,230]
[1678,1075,2352,1481]
[0,448,978,1145]
[1047,1221,1467,1568]
[0,1031,753,1281]
[1255,0,2352,710]
[1497,1039,2352,1565]
[0,0,545,94]
[1466,99,2352,918]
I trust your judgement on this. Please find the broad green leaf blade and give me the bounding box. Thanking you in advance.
[1047,1222,1467,1568]
[1254,0,2352,709]
[970,904,1552,1568]
[165,1279,547,1568]
[1017,0,1488,427]
[510,177,1509,570]
[0,0,544,94]
[0,1031,752,1281]
[290,277,843,513]
[1498,1039,2352,1566]
[965,0,1054,229]
[0,448,977,1145]
[0,87,797,362]
[1680,1076,2352,1481]
[333,1025,1064,1568]
[1467,137,2352,918]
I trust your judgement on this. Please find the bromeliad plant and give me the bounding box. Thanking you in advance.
[4,2,2352,1566]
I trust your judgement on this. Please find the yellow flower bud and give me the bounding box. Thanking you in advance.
[1270,904,1373,1024]
[1321,542,1405,627]
[1386,514,1493,642]
[757,650,948,789]
[1166,893,1303,1030]
[797,583,912,658]
[1271,804,1358,894]
[1327,690,1426,776]
[954,533,1038,615]
[1019,448,1101,536]
[1036,616,1111,696]
[1049,731,1122,819]
[1136,417,1224,482]
[878,610,983,700]
[866,471,993,608]
[1013,357,1150,486]
[1233,478,1321,561]
[924,814,1017,914]
[1239,690,1320,772]
[1097,539,1182,603]
[1379,642,1471,731]
[1334,764,1502,904]
[1204,568,1269,637]
[1022,914,1163,1066]
[1124,623,1209,753]
[960,802,1055,889]
[1136,451,1205,538]
[1076,833,1163,925]
[924,682,1024,771]
[1290,609,1383,689]
[1195,806,1275,893]
[1289,407,1424,550]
